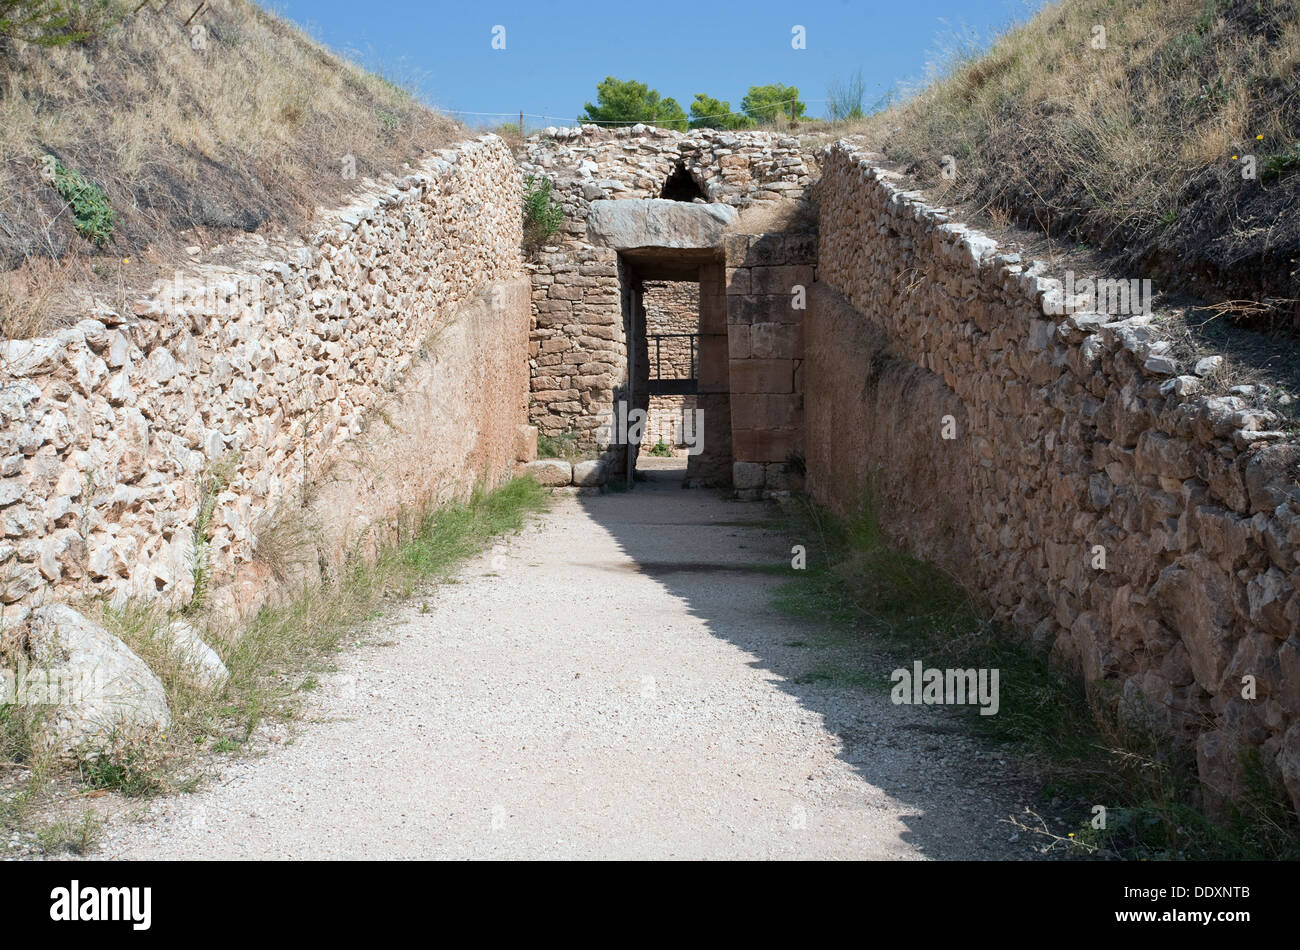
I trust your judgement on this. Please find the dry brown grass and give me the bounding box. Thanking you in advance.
[727,195,819,235]
[0,256,73,338]
[817,0,1300,330]
[250,503,321,588]
[0,0,460,338]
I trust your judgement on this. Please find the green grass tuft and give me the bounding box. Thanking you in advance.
[76,740,164,798]
[536,430,595,463]
[35,810,102,856]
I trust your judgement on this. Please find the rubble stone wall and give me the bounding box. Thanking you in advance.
[642,280,697,454]
[0,135,528,620]
[809,142,1300,810]
[643,281,697,379]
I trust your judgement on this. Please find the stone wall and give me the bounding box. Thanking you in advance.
[520,125,815,456]
[643,280,697,378]
[724,231,815,496]
[642,280,697,455]
[0,135,528,620]
[809,142,1300,811]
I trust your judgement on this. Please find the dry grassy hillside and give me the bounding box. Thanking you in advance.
[849,0,1299,332]
[0,0,458,337]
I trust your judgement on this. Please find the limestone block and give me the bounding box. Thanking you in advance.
[1149,555,1236,692]
[572,459,608,487]
[520,459,572,487]
[21,604,170,756]
[167,620,230,690]
[732,461,765,490]
[729,359,794,394]
[515,424,538,463]
[586,199,736,249]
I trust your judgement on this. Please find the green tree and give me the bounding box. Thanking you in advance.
[0,0,118,50]
[580,77,688,130]
[741,84,807,124]
[688,93,754,130]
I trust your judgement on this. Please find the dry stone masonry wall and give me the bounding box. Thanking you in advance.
[809,141,1300,811]
[520,125,815,455]
[643,280,698,379]
[724,230,816,496]
[0,135,527,622]
[641,280,698,454]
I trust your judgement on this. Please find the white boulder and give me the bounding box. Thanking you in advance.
[167,620,229,690]
[21,604,170,756]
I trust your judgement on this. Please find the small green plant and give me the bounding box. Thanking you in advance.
[1260,143,1300,185]
[39,154,114,245]
[1192,0,1232,35]
[0,700,54,832]
[648,437,673,457]
[0,0,101,49]
[523,175,563,248]
[187,453,238,614]
[36,810,101,855]
[537,430,589,462]
[76,744,164,798]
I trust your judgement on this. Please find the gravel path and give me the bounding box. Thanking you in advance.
[97,463,1045,860]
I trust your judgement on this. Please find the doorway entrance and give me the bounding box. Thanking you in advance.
[618,248,731,488]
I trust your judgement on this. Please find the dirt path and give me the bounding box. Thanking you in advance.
[97,462,1046,860]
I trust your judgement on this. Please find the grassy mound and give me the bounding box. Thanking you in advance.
[850,0,1299,331]
[0,0,458,337]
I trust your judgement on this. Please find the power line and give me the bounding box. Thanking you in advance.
[439,97,828,126]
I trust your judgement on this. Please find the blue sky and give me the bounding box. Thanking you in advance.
[264,0,1047,129]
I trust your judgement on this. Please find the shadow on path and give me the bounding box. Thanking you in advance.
[579,457,1047,860]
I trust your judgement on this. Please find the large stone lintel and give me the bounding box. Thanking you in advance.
[587,199,737,250]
